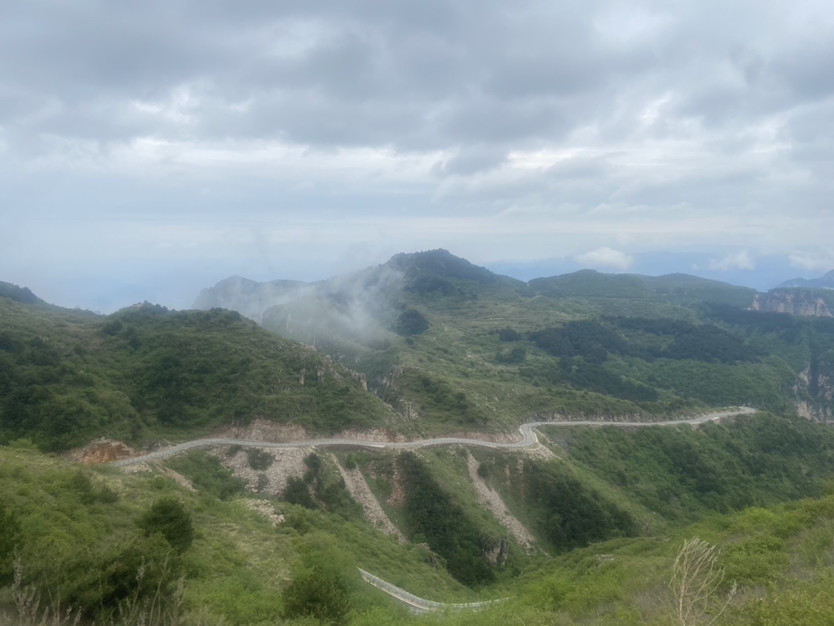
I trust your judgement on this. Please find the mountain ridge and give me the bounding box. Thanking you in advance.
[195,249,757,323]
[778,269,834,289]
[191,249,834,428]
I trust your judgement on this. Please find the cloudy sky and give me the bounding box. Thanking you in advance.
[2,0,833,311]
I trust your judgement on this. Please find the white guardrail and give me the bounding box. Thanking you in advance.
[357,568,506,613]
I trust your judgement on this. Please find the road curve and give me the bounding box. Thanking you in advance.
[111,407,755,467]
[357,567,505,613]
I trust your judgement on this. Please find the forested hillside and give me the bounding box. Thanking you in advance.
[0,288,395,451]
[200,250,834,429]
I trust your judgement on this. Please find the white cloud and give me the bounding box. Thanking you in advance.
[575,247,634,271]
[709,250,755,271]
[789,250,834,272]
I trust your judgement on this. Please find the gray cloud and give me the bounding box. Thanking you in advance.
[2,0,834,310]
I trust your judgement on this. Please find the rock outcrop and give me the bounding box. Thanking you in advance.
[751,290,834,317]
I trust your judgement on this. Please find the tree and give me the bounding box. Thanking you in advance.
[282,538,352,624]
[283,476,316,509]
[139,498,193,553]
[393,309,429,336]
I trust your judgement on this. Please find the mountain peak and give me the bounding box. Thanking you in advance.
[385,249,497,284]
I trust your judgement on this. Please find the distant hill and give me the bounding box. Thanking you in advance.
[528,270,756,307]
[0,293,396,451]
[193,276,309,322]
[777,269,834,289]
[195,250,834,426]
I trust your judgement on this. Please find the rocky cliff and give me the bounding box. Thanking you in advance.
[751,289,834,317]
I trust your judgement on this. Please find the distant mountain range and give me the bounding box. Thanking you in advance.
[194,249,834,425]
[777,270,834,289]
[194,249,757,325]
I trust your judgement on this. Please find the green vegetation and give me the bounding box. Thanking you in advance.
[281,535,355,624]
[251,250,834,431]
[550,413,834,522]
[0,297,396,452]
[392,308,430,336]
[6,414,834,624]
[397,451,495,586]
[0,445,470,624]
[139,497,194,553]
[8,257,834,623]
[167,451,246,500]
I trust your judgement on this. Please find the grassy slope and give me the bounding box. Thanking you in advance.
[6,410,834,624]
[345,280,803,431]
[0,444,477,625]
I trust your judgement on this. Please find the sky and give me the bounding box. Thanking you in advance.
[2,0,834,312]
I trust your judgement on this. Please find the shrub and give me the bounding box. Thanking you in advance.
[393,309,429,336]
[139,497,193,553]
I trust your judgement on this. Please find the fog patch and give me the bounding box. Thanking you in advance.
[194,264,406,347]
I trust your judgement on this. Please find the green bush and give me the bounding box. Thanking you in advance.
[283,476,317,509]
[139,497,194,553]
[282,537,354,624]
[393,309,430,336]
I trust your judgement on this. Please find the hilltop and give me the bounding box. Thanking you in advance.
[0,294,397,452]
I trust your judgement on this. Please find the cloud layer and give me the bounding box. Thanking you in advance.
[2,0,833,310]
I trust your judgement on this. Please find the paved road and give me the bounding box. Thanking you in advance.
[111,407,755,467]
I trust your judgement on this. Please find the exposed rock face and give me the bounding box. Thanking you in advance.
[244,499,285,526]
[465,451,537,552]
[335,458,406,542]
[793,365,834,423]
[220,446,311,496]
[212,418,405,443]
[66,438,137,464]
[481,536,510,565]
[752,291,834,317]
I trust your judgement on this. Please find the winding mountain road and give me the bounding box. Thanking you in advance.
[111,407,755,467]
[110,407,756,611]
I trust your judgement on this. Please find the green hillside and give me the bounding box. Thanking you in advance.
[251,251,832,430]
[5,412,834,624]
[5,261,834,624]
[0,292,396,451]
